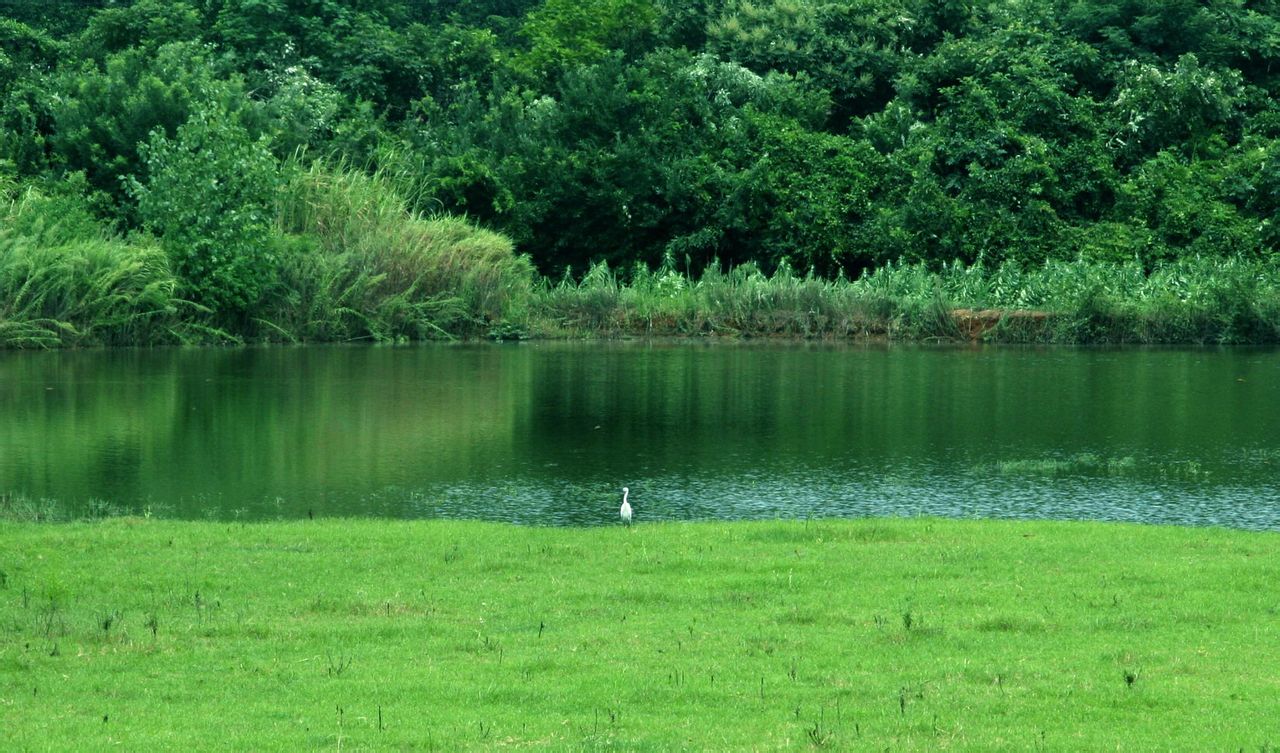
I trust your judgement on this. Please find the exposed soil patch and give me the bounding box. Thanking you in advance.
[952,308,1052,340]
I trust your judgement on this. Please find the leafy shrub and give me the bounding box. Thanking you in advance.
[129,105,279,323]
[49,42,254,215]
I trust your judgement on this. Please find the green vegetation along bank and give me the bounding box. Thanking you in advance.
[2,516,1279,749]
[3,0,1280,345]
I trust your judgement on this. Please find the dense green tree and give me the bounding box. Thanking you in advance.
[0,17,57,84]
[399,22,505,108]
[706,0,909,123]
[206,0,425,110]
[1116,150,1262,263]
[512,0,659,83]
[1062,0,1230,64]
[407,0,541,26]
[128,105,280,322]
[47,42,255,217]
[0,0,105,35]
[866,28,1116,265]
[1247,141,1280,248]
[403,50,861,274]
[0,19,59,173]
[74,0,203,60]
[0,0,1276,288]
[1107,54,1244,164]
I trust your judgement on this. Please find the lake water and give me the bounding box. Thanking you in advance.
[2,343,1278,529]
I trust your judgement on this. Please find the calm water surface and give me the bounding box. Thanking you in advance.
[2,343,1278,528]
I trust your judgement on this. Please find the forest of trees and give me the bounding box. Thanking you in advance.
[1,0,1279,343]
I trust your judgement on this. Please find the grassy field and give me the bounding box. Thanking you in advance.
[2,517,1279,750]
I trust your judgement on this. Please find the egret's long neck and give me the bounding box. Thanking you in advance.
[623,489,629,504]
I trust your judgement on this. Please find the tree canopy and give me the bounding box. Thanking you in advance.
[2,0,1278,278]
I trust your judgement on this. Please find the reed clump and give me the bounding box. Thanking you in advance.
[532,259,895,339]
[531,255,1280,344]
[270,163,535,341]
[0,187,181,348]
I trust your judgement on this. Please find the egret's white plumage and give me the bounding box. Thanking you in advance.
[620,486,633,526]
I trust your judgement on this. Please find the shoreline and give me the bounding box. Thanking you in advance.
[6,251,1280,348]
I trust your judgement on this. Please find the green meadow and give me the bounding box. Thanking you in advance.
[3,517,1279,750]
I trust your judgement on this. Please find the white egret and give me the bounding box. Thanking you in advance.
[620,487,633,526]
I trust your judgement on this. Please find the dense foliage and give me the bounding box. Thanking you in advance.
[1,0,1278,342]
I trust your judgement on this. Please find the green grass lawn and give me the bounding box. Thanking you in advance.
[2,517,1279,750]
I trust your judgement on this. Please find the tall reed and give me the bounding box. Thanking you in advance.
[0,189,180,348]
[534,258,890,338]
[270,162,535,341]
[531,255,1280,344]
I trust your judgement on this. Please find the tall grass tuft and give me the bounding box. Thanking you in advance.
[0,188,181,348]
[271,162,535,341]
[0,492,131,522]
[533,257,892,338]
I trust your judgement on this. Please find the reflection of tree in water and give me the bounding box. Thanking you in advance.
[3,345,1279,524]
[0,347,525,519]
[0,349,179,511]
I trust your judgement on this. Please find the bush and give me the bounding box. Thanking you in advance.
[130,105,279,324]
[48,42,255,216]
